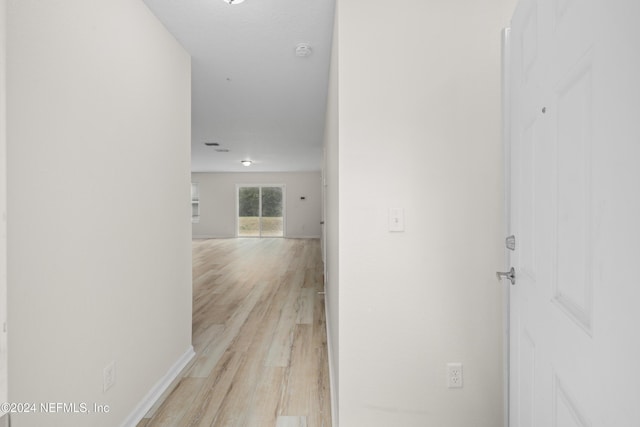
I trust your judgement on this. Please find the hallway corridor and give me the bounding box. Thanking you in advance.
[138,238,331,427]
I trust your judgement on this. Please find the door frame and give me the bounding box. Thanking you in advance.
[235,184,286,238]
[0,0,8,419]
[501,26,512,427]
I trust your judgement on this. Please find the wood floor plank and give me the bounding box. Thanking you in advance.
[242,366,287,427]
[192,323,224,354]
[279,325,314,416]
[295,288,315,325]
[265,278,301,367]
[232,279,285,355]
[308,346,332,427]
[143,238,331,427]
[188,280,266,378]
[143,377,205,426]
[209,350,265,427]
[276,416,308,427]
[179,350,245,427]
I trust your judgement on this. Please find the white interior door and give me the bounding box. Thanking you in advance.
[507,0,640,425]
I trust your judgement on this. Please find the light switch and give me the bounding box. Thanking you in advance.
[389,208,404,232]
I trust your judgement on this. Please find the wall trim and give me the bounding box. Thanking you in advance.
[192,235,322,240]
[192,234,233,239]
[324,288,338,427]
[121,346,195,427]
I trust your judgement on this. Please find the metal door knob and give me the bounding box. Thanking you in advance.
[496,267,516,285]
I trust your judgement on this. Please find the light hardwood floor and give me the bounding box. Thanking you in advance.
[137,238,331,427]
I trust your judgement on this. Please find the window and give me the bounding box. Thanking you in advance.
[237,185,285,237]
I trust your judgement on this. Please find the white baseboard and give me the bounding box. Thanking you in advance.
[192,234,233,239]
[192,235,321,240]
[121,346,195,427]
[324,290,338,427]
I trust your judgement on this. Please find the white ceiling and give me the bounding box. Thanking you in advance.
[143,0,336,172]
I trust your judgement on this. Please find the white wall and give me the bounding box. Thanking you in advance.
[329,0,516,425]
[191,172,322,239]
[7,1,192,426]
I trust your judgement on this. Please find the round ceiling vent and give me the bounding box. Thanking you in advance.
[295,43,312,57]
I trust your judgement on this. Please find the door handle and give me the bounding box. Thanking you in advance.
[496,267,516,285]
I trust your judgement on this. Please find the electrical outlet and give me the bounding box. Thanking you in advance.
[103,361,116,392]
[447,363,463,388]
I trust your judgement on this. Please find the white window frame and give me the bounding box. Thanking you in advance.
[235,184,286,238]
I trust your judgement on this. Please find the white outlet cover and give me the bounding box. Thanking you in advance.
[447,362,463,388]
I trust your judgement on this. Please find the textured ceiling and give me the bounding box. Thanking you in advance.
[143,0,336,172]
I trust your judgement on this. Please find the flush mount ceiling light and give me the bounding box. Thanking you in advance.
[222,0,245,4]
[241,160,252,167]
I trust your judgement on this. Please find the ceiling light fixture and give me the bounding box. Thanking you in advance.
[241,160,252,167]
[222,0,245,4]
